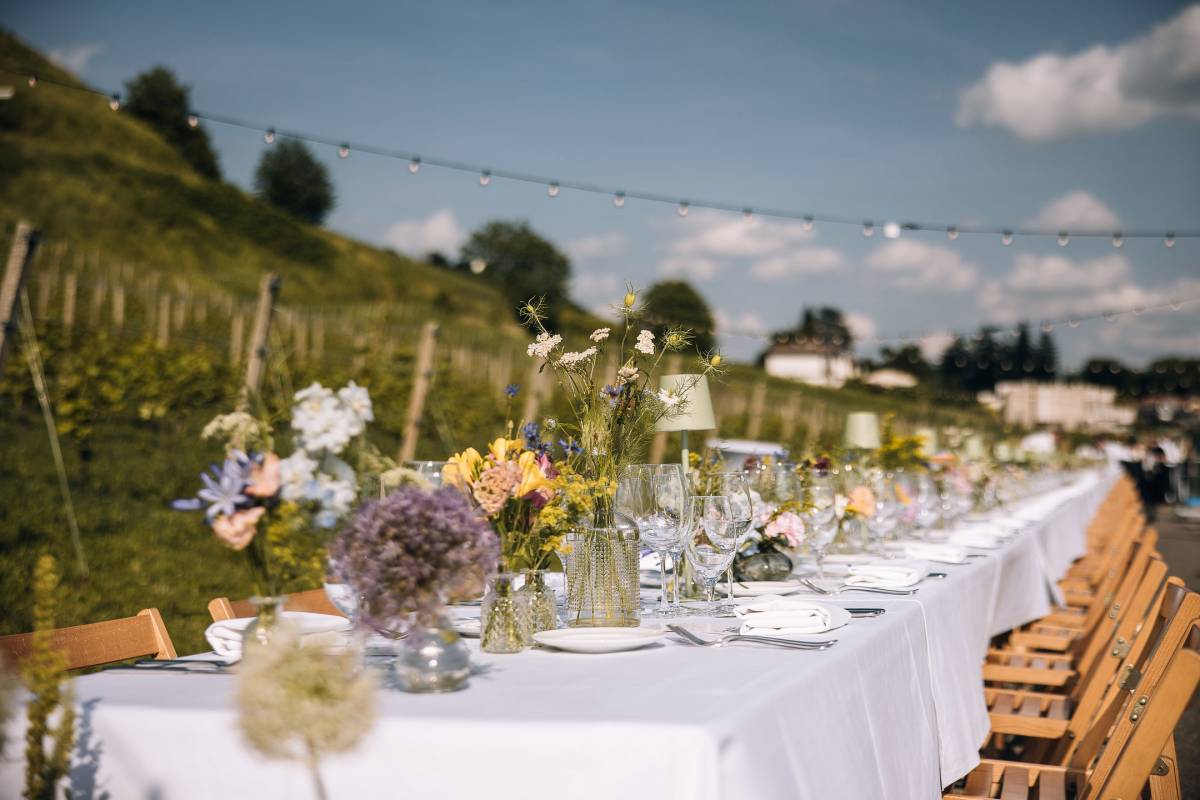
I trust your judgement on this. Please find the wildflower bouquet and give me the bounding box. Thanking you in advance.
[873,414,928,473]
[520,289,720,523]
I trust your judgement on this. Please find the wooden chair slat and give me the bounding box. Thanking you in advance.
[998,766,1028,800]
[0,609,176,670]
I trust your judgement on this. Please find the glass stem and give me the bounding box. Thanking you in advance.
[671,554,681,607]
[815,548,825,580]
[704,579,717,611]
[725,568,734,603]
[656,551,669,610]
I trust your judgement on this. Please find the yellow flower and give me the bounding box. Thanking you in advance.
[894,484,913,506]
[515,450,551,498]
[710,354,722,367]
[443,447,484,490]
[624,290,637,309]
[488,437,522,463]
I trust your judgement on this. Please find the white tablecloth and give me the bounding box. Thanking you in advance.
[0,469,1117,800]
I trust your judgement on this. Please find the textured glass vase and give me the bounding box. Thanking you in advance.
[565,525,640,627]
[481,573,530,653]
[241,595,286,650]
[394,612,471,693]
[519,569,558,636]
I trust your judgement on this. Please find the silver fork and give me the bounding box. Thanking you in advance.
[668,624,836,650]
[800,577,917,596]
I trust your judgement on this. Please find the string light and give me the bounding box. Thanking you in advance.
[862,221,874,237]
[1041,322,1054,333]
[1169,299,1182,311]
[469,258,487,274]
[479,170,491,187]
[1057,231,1069,247]
[883,221,901,239]
[1133,305,1144,316]
[3,65,1196,247]
[1103,310,1116,322]
[186,113,199,128]
[677,200,689,217]
[1068,319,1080,328]
[408,157,421,174]
[338,144,350,159]
[547,181,560,198]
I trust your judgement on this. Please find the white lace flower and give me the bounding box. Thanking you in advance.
[526,332,563,359]
[559,347,598,367]
[616,365,639,385]
[589,328,611,342]
[635,329,655,355]
[656,388,680,408]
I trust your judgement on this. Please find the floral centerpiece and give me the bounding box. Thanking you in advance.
[733,499,807,581]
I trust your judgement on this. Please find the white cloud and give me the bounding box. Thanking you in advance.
[658,210,843,282]
[567,232,628,260]
[382,209,465,256]
[48,43,105,74]
[864,240,980,292]
[844,312,878,343]
[956,5,1200,141]
[1006,252,1131,291]
[572,271,621,299]
[1027,191,1121,231]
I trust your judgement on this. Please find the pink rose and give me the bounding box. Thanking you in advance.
[847,485,876,519]
[246,453,281,498]
[765,511,805,548]
[212,506,265,551]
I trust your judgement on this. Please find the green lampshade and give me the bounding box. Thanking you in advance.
[844,412,882,450]
[654,374,716,432]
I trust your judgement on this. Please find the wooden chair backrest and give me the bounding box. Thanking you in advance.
[1074,534,1159,678]
[0,608,177,670]
[207,588,345,622]
[1068,582,1198,770]
[1083,619,1200,800]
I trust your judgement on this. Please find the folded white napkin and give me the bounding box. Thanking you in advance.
[948,527,1004,549]
[734,595,835,636]
[903,542,969,564]
[844,559,927,589]
[205,612,352,663]
[639,551,663,571]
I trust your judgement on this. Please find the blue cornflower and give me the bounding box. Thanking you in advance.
[558,438,584,457]
[522,421,541,449]
[172,452,254,520]
[504,384,520,398]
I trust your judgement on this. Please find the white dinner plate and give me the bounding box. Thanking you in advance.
[721,580,807,597]
[532,627,666,653]
[452,618,481,638]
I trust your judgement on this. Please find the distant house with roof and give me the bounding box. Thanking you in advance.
[762,338,858,388]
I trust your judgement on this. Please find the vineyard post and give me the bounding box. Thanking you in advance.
[745,380,768,439]
[0,222,40,374]
[238,273,281,411]
[520,357,548,427]
[62,272,77,331]
[398,320,440,462]
[156,293,171,346]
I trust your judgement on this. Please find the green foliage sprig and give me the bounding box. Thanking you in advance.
[23,555,75,800]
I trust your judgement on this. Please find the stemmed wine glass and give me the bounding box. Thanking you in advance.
[616,464,687,617]
[708,472,754,609]
[913,473,942,536]
[867,472,899,556]
[682,495,736,614]
[803,473,838,579]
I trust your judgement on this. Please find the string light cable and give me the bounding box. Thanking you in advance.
[5,65,1197,246]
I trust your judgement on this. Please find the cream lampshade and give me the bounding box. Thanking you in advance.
[964,435,986,461]
[655,374,716,472]
[843,412,882,450]
[915,426,939,455]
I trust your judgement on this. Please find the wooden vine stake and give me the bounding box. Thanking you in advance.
[398,321,440,462]
[745,380,768,440]
[0,221,40,375]
[237,273,281,412]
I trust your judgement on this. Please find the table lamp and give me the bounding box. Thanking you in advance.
[964,435,987,462]
[915,426,939,455]
[844,412,882,450]
[655,374,716,474]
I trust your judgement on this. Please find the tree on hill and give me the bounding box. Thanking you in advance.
[641,280,716,353]
[124,67,221,179]
[253,140,336,225]
[460,221,570,324]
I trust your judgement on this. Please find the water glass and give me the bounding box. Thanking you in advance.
[616,464,687,617]
[804,474,838,578]
[682,495,736,613]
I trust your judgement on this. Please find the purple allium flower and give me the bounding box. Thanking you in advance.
[331,486,498,626]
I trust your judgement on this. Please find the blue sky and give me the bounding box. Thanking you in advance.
[10,0,1200,366]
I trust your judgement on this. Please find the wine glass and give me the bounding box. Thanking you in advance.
[406,460,448,489]
[708,472,754,608]
[913,473,942,536]
[803,473,838,579]
[682,495,736,614]
[616,464,687,617]
[867,472,899,556]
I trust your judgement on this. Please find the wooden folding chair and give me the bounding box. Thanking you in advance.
[207,588,345,622]
[946,613,1200,799]
[0,609,177,670]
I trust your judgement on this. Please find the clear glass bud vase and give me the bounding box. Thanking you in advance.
[481,573,530,653]
[518,569,557,636]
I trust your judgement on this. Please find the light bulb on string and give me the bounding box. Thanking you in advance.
[946,226,959,241]
[1057,231,1069,247]
[742,208,754,222]
[1103,310,1116,322]
[613,191,626,208]
[862,221,874,237]
[802,215,814,232]
[1068,319,1080,328]
[1111,232,1123,248]
[1164,232,1176,248]
[469,258,487,275]
[186,114,199,128]
[27,74,37,88]
[108,93,120,111]
[264,128,276,144]
[338,144,350,159]
[408,157,421,174]
[1133,306,1144,316]
[1169,299,1182,311]
[479,170,491,187]
[1041,322,1054,333]
[677,201,689,217]
[1001,230,1013,246]
[547,182,560,198]
[883,221,901,239]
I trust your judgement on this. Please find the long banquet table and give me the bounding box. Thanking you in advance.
[0,468,1116,799]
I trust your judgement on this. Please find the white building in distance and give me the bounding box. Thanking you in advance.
[763,340,858,388]
[988,381,1135,431]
